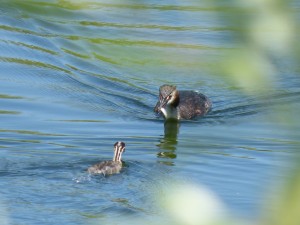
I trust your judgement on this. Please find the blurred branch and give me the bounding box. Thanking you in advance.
[213,0,298,93]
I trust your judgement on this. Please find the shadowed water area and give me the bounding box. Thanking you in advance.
[1,0,300,224]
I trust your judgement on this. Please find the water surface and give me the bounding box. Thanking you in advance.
[0,1,299,224]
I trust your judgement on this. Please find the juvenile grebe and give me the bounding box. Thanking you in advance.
[88,142,126,175]
[154,84,212,120]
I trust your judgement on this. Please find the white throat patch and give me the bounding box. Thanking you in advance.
[161,104,179,119]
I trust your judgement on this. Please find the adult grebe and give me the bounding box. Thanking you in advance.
[154,84,212,120]
[88,142,126,175]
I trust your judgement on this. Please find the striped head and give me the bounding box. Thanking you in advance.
[155,84,180,119]
[113,141,126,162]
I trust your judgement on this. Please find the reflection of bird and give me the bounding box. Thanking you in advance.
[154,84,212,120]
[88,142,126,175]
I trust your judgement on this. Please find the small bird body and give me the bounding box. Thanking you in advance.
[88,142,125,176]
[87,160,122,175]
[154,85,211,120]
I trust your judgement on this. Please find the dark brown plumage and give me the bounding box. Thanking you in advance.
[154,84,211,120]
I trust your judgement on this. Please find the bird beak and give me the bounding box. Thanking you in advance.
[159,95,170,110]
[154,100,166,115]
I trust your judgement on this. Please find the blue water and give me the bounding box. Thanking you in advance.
[1,1,300,224]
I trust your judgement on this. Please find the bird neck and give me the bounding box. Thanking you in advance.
[113,147,123,162]
[161,104,179,120]
[169,90,180,107]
